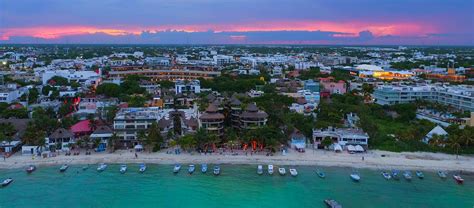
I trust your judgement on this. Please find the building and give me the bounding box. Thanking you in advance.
[213,55,234,65]
[312,127,369,150]
[0,87,21,103]
[303,80,320,93]
[90,125,114,152]
[41,69,101,87]
[229,97,242,129]
[373,84,474,111]
[289,129,307,150]
[199,104,225,136]
[423,125,448,144]
[319,77,347,95]
[175,80,201,94]
[46,128,75,151]
[239,103,268,130]
[109,65,221,81]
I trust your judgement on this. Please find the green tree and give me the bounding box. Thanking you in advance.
[321,137,333,149]
[146,122,164,152]
[96,83,121,97]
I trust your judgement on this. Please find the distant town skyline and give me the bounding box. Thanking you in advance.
[0,0,473,45]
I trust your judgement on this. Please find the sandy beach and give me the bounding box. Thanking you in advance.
[1,149,473,172]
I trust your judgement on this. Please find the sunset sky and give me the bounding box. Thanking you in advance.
[0,0,473,45]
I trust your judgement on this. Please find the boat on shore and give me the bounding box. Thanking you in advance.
[316,169,325,178]
[381,171,391,180]
[278,167,286,176]
[201,164,208,173]
[453,174,464,184]
[188,165,195,174]
[1,178,13,187]
[391,170,400,180]
[415,171,424,179]
[350,171,360,182]
[97,163,107,172]
[403,171,412,181]
[59,164,69,172]
[26,165,36,174]
[257,165,263,175]
[119,165,127,174]
[173,164,181,174]
[139,164,147,173]
[324,199,342,208]
[438,171,447,179]
[213,166,220,176]
[268,165,274,175]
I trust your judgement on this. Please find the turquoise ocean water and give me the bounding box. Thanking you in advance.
[0,165,473,208]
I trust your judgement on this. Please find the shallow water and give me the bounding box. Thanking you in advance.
[0,165,473,208]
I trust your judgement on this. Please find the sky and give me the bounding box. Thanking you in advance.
[0,0,473,45]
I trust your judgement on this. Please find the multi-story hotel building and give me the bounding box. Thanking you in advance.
[199,104,225,136]
[239,103,268,130]
[108,65,220,81]
[373,84,474,111]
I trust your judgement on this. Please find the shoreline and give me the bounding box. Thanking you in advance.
[1,149,473,173]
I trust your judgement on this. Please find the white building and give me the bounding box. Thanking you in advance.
[175,80,201,94]
[213,55,234,66]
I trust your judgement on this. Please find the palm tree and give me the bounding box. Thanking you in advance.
[108,133,119,153]
[447,135,461,159]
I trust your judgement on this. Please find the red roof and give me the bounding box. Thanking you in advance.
[70,120,92,134]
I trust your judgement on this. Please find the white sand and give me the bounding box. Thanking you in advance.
[1,149,473,172]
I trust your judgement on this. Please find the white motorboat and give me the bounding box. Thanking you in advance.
[59,164,69,172]
[213,166,220,176]
[1,178,13,187]
[453,174,464,184]
[415,171,424,179]
[268,165,274,175]
[139,164,147,173]
[173,164,181,173]
[120,165,127,174]
[438,170,447,179]
[201,164,208,173]
[278,167,286,176]
[381,171,391,180]
[188,165,195,174]
[257,165,263,175]
[26,165,36,174]
[403,171,412,181]
[350,171,361,182]
[289,168,298,177]
[97,163,107,172]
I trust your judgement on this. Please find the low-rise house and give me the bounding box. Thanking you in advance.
[90,125,113,152]
[47,128,75,151]
[423,125,448,144]
[312,127,369,150]
[289,129,307,151]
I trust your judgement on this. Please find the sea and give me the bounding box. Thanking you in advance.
[0,165,473,208]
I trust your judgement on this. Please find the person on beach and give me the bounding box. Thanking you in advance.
[135,153,138,158]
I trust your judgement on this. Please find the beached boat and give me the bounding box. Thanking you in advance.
[316,169,325,178]
[350,171,360,182]
[201,164,208,173]
[139,164,147,173]
[1,178,13,187]
[324,199,342,208]
[289,168,298,177]
[268,165,274,175]
[381,171,391,180]
[213,166,220,176]
[26,165,36,174]
[278,167,286,176]
[257,165,263,175]
[438,171,447,179]
[453,174,464,184]
[97,163,107,172]
[391,170,400,180]
[120,165,127,174]
[173,164,181,174]
[59,164,69,172]
[188,165,195,174]
[403,171,412,181]
[415,171,424,179]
